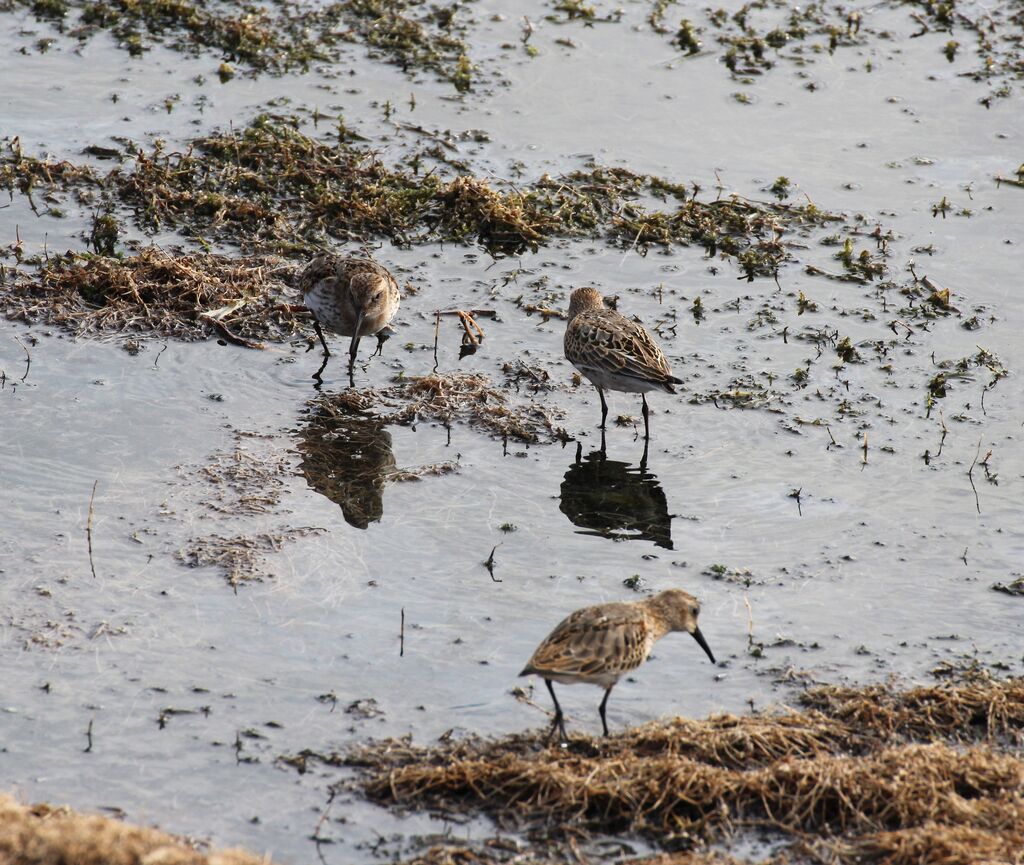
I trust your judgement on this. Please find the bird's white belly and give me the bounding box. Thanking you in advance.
[576,363,663,394]
[304,285,354,336]
[543,669,623,688]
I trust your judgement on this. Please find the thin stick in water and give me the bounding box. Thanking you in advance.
[13,335,30,382]
[484,543,502,582]
[967,437,982,514]
[86,480,98,579]
[432,309,441,371]
[400,607,405,657]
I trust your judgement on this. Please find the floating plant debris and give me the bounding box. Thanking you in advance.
[310,373,569,443]
[178,528,323,588]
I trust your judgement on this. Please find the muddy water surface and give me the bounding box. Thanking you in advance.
[1,0,1023,861]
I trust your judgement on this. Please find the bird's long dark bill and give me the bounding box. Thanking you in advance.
[349,309,365,360]
[691,626,716,664]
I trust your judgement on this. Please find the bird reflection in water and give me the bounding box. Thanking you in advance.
[559,435,673,549]
[298,412,397,530]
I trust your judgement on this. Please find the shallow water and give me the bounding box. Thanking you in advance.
[1,0,1023,861]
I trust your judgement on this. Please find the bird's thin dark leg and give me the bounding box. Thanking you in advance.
[545,679,568,744]
[597,387,608,431]
[598,426,607,459]
[598,687,613,737]
[371,330,389,359]
[641,394,651,441]
[313,319,331,358]
[639,434,650,472]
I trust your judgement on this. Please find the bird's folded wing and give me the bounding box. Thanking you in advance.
[526,608,648,675]
[575,317,674,384]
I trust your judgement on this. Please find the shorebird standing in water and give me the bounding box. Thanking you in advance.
[299,253,400,379]
[564,287,681,440]
[520,588,715,742]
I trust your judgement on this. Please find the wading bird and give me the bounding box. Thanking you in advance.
[564,287,681,440]
[520,588,715,741]
[300,254,400,378]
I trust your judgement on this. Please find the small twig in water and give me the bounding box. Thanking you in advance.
[13,335,31,382]
[966,437,983,514]
[432,309,441,371]
[86,480,98,579]
[484,543,502,582]
[153,342,168,369]
[84,719,93,753]
[743,594,762,657]
[789,487,803,516]
[312,787,336,850]
[399,607,405,658]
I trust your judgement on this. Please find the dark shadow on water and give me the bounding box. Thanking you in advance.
[559,437,673,549]
[298,411,396,530]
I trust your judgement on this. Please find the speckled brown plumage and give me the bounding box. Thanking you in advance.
[564,287,680,439]
[300,253,400,375]
[521,588,716,740]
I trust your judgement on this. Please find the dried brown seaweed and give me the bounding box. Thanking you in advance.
[0,792,272,865]
[4,247,302,343]
[332,676,1024,865]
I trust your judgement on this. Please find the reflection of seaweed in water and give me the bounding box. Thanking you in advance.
[298,413,396,530]
[559,441,673,549]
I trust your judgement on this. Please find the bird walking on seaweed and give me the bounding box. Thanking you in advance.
[299,253,400,380]
[520,588,715,742]
[564,287,681,440]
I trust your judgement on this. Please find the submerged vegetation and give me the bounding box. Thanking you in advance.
[320,673,1024,865]
[12,0,476,86]
[311,373,568,444]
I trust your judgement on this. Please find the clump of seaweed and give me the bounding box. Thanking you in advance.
[336,0,475,90]
[3,246,303,344]
[560,0,1024,103]
[15,0,476,86]
[0,135,100,220]
[311,373,569,444]
[2,118,838,275]
[0,792,272,864]
[332,675,1024,865]
[178,528,323,589]
[198,438,291,516]
[800,674,1024,744]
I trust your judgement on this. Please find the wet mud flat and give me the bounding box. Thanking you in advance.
[2,0,1024,862]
